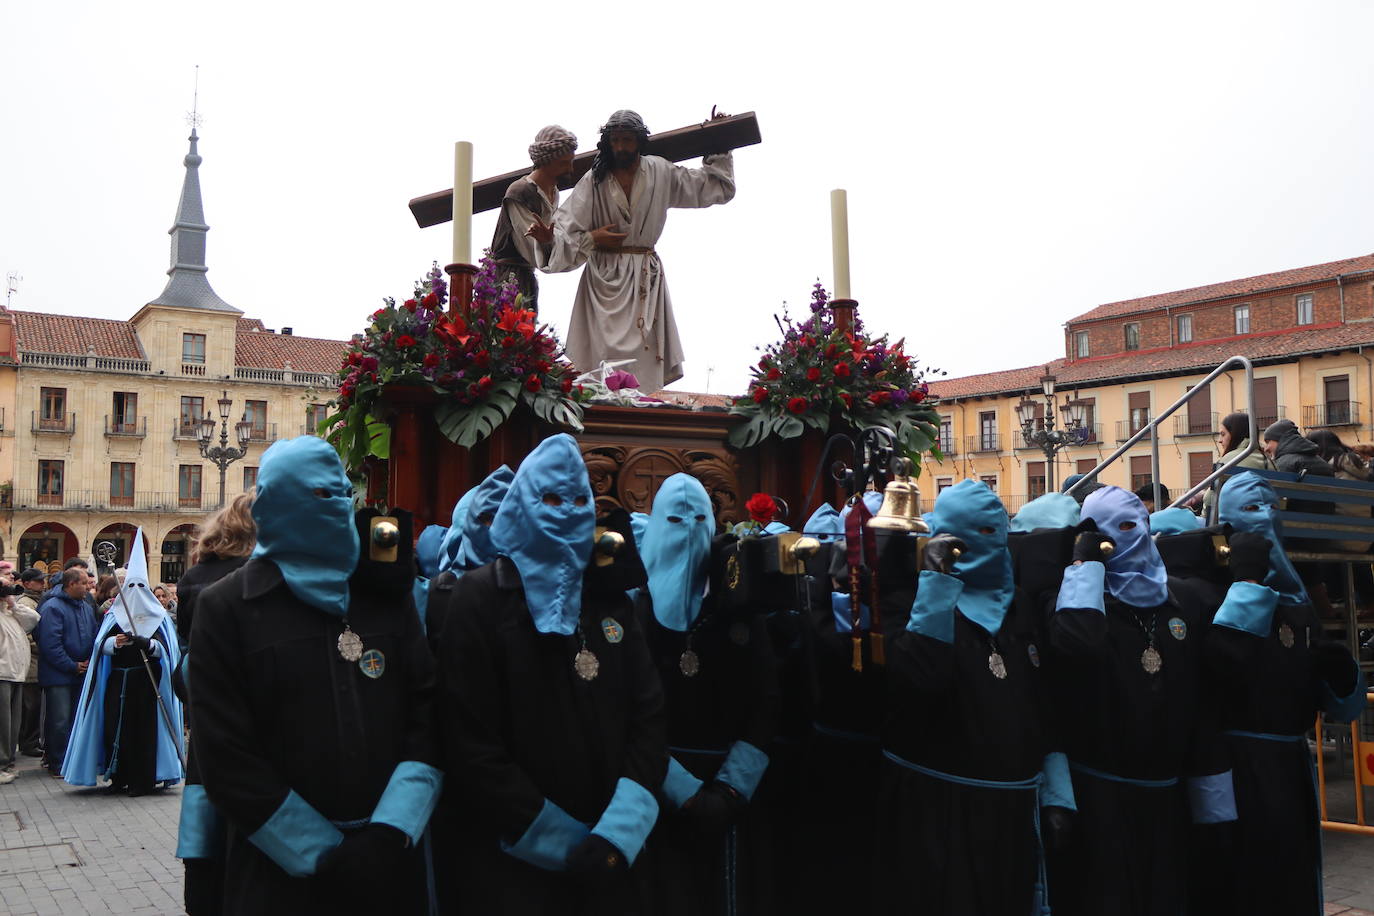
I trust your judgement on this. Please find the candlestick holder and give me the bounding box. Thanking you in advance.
[444,262,478,319]
[829,298,858,333]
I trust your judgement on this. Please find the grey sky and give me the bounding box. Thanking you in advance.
[4,0,1372,396]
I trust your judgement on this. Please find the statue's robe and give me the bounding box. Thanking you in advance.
[489,176,557,311]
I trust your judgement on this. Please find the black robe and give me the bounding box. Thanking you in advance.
[436,558,666,915]
[880,586,1051,916]
[190,559,437,916]
[101,623,167,795]
[635,591,779,916]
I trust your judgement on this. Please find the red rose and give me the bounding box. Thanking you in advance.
[787,396,808,414]
[561,377,573,393]
[423,353,441,369]
[474,350,491,368]
[839,393,853,408]
[834,362,851,378]
[752,387,769,403]
[396,335,417,348]
[767,368,781,381]
[825,344,838,359]
[525,375,542,393]
[806,367,821,382]
[403,299,418,312]
[745,492,777,525]
[758,358,769,370]
[479,375,492,390]
[869,391,890,405]
[422,292,438,308]
[502,336,515,348]
[370,308,386,320]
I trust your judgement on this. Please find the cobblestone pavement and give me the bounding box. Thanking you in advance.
[0,750,1370,914]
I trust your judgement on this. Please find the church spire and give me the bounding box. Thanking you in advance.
[145,124,239,313]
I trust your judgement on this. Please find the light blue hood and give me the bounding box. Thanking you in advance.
[1218,472,1308,605]
[1082,486,1169,607]
[641,474,714,631]
[928,479,1015,635]
[1010,493,1081,533]
[455,465,515,570]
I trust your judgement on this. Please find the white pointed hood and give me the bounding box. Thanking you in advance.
[108,529,169,638]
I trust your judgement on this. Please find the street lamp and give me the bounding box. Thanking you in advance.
[198,390,251,509]
[1017,372,1091,494]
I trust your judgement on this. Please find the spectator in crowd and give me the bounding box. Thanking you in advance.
[1203,413,1275,517]
[1308,429,1374,610]
[113,567,128,586]
[36,568,96,777]
[94,576,121,614]
[176,492,255,651]
[1133,481,1171,513]
[1263,419,1339,612]
[153,586,170,609]
[0,568,40,782]
[16,569,45,758]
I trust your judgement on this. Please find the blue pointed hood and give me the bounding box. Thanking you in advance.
[641,474,714,631]
[928,479,1014,634]
[1150,507,1202,536]
[455,465,515,570]
[437,489,477,573]
[1218,471,1308,605]
[1082,486,1169,607]
[490,434,596,635]
[1010,493,1081,533]
[416,525,446,578]
[251,437,359,616]
[803,503,843,542]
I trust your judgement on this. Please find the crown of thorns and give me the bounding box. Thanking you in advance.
[600,110,649,136]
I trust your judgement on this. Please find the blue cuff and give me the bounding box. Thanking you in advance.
[908,570,962,643]
[369,760,444,846]
[1056,562,1106,613]
[1187,771,1238,824]
[175,784,225,859]
[502,798,590,871]
[247,790,344,877]
[716,740,770,801]
[662,756,704,810]
[1323,668,1367,724]
[1039,752,1076,812]
[832,593,871,634]
[591,777,658,866]
[1212,580,1278,637]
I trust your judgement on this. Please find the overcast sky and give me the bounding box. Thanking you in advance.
[4,1,1373,395]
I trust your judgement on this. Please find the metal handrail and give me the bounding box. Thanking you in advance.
[1064,355,1256,510]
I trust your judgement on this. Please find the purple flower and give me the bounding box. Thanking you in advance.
[891,389,910,405]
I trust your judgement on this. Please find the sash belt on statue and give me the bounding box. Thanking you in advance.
[596,245,656,255]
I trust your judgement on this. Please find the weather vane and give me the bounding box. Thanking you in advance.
[185,64,203,130]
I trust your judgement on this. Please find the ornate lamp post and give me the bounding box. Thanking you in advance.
[1015,373,1090,494]
[198,390,252,509]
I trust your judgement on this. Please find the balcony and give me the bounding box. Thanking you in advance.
[104,415,147,438]
[9,489,224,513]
[1173,412,1218,438]
[1116,418,1153,442]
[965,433,1000,454]
[1304,402,1362,428]
[173,420,203,441]
[936,435,957,457]
[32,412,76,435]
[1234,406,1287,431]
[182,363,207,377]
[245,423,278,444]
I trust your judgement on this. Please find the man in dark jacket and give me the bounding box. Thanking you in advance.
[36,568,97,776]
[1261,419,1336,590]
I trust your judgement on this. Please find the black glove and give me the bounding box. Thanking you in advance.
[565,833,626,885]
[318,824,407,879]
[680,780,746,837]
[922,534,967,575]
[1312,640,1359,697]
[1227,531,1271,583]
[1040,805,1075,855]
[1072,530,1114,565]
[129,635,152,654]
[182,857,222,915]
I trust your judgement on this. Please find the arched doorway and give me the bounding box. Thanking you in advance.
[18,523,79,575]
[159,523,200,584]
[90,523,148,578]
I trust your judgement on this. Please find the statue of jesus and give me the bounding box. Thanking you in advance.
[542,109,735,391]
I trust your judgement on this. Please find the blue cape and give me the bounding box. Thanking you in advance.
[491,434,596,635]
[251,437,358,617]
[1150,507,1202,536]
[455,465,515,570]
[928,479,1015,635]
[1218,472,1308,605]
[641,474,714,631]
[1010,493,1081,533]
[1082,486,1169,607]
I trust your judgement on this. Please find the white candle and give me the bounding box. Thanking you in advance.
[452,141,473,265]
[830,189,851,300]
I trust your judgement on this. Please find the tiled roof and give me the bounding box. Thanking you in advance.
[1069,253,1374,324]
[930,321,1374,400]
[237,318,266,332]
[234,329,348,374]
[8,311,144,359]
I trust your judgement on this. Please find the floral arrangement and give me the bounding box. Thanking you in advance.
[730,492,780,537]
[325,258,587,470]
[728,282,944,469]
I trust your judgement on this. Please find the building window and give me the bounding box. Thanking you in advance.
[1129,455,1153,492]
[307,403,330,436]
[1324,374,1352,425]
[938,416,954,454]
[38,460,64,505]
[243,466,258,492]
[182,333,207,364]
[1074,331,1089,358]
[1124,323,1140,351]
[244,400,268,440]
[1027,461,1047,499]
[980,476,998,491]
[112,392,138,434]
[936,477,954,493]
[1234,304,1250,335]
[978,411,997,451]
[110,462,135,507]
[179,465,203,508]
[1176,314,1192,343]
[1296,294,1314,326]
[1128,391,1151,436]
[180,396,205,435]
[1076,458,1098,476]
[39,387,66,430]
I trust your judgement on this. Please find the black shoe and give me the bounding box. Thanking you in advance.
[19,747,42,758]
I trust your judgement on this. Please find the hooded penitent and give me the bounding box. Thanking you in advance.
[1081,486,1169,607]
[927,479,1015,634]
[250,437,359,617]
[1217,471,1308,605]
[490,434,596,635]
[416,525,446,579]
[1009,493,1081,533]
[437,488,476,573]
[640,474,714,631]
[455,465,515,570]
[108,528,170,638]
[1149,507,1202,536]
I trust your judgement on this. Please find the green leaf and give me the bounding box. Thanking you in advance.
[434,382,519,448]
[727,411,772,449]
[529,393,585,433]
[365,419,391,459]
[777,415,805,438]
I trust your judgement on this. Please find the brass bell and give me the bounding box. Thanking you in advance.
[867,458,930,534]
